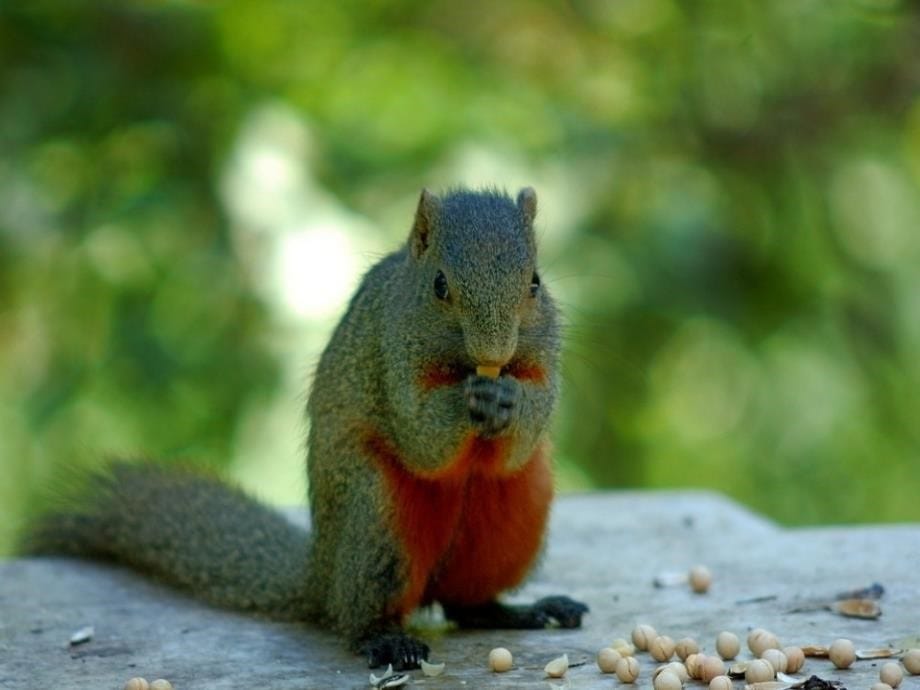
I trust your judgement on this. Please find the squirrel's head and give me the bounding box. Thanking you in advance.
[406,186,552,368]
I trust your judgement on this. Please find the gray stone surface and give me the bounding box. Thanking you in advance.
[1,491,918,690]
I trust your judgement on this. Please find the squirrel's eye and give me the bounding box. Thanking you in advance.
[434,270,449,301]
[529,271,541,298]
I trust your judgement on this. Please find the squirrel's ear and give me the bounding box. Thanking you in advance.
[517,187,537,227]
[410,188,441,258]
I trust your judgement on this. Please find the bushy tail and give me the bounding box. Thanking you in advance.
[21,461,313,621]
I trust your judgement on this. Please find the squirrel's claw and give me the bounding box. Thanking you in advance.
[361,632,430,671]
[532,595,590,629]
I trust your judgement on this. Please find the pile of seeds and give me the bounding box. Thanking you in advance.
[481,625,920,685]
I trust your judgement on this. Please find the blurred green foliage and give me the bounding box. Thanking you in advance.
[2,1,919,555]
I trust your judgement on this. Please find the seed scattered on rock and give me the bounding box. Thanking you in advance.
[801,645,829,657]
[420,660,445,677]
[616,655,641,683]
[685,653,703,679]
[633,624,658,651]
[654,669,683,690]
[368,666,410,688]
[761,649,788,674]
[612,638,637,656]
[709,675,733,690]
[597,647,622,673]
[748,629,780,657]
[783,646,805,673]
[700,655,726,683]
[858,648,901,660]
[69,625,94,646]
[149,681,173,690]
[880,662,904,688]
[832,598,881,619]
[124,679,149,690]
[377,674,409,689]
[829,639,856,669]
[650,635,676,662]
[488,647,513,673]
[717,632,740,660]
[676,638,699,661]
[903,649,920,675]
[688,565,712,593]
[744,659,775,683]
[369,664,394,686]
[544,653,569,678]
[664,661,691,683]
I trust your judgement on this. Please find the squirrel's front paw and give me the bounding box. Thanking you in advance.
[465,375,520,436]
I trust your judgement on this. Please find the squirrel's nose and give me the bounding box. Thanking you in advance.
[464,318,519,370]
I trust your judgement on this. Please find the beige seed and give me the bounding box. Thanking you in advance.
[633,624,658,651]
[709,675,733,690]
[420,660,445,677]
[650,635,676,662]
[488,647,513,672]
[747,628,767,652]
[880,662,904,687]
[872,684,894,690]
[858,648,901,660]
[653,663,688,683]
[616,656,641,683]
[716,632,740,660]
[476,365,501,379]
[124,680,149,690]
[829,639,856,669]
[688,565,712,593]
[903,649,920,674]
[685,653,703,679]
[700,655,726,683]
[149,682,172,690]
[544,653,569,678]
[676,638,699,661]
[800,644,829,657]
[654,670,682,690]
[744,659,775,683]
[783,646,805,673]
[598,647,622,673]
[665,661,691,683]
[761,649,788,674]
[612,638,636,656]
[748,629,780,657]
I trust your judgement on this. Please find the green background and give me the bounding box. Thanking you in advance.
[2,1,920,556]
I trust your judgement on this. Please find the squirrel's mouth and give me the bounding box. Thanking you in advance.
[419,360,547,390]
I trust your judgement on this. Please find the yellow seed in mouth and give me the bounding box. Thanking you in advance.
[476,365,501,379]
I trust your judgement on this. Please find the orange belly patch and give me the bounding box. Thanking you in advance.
[365,432,553,617]
[425,444,552,606]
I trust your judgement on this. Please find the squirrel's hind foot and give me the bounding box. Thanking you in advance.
[530,595,590,628]
[443,595,589,630]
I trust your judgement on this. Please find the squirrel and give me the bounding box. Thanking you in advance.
[21,186,589,670]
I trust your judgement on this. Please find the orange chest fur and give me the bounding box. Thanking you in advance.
[366,433,553,615]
